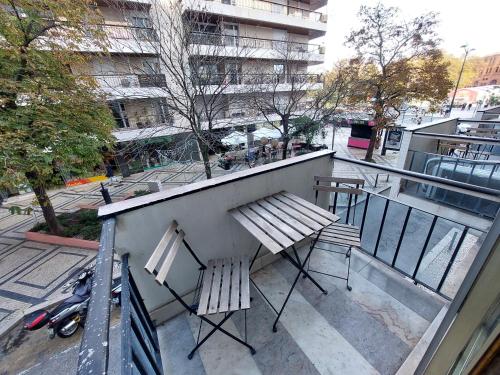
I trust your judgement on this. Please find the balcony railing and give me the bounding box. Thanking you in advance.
[91,74,167,89]
[190,32,324,55]
[196,73,323,86]
[203,0,325,23]
[98,24,157,41]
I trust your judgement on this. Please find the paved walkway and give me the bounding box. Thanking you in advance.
[0,161,244,334]
[0,132,394,336]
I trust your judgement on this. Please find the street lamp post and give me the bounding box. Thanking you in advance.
[448,45,475,116]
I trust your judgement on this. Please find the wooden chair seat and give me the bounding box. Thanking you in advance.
[197,256,250,316]
[319,222,361,248]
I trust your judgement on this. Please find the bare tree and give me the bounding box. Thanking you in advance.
[93,0,253,178]
[345,4,452,161]
[239,37,326,159]
[320,58,366,148]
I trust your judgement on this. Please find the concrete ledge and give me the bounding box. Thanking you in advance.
[396,304,449,375]
[25,231,99,250]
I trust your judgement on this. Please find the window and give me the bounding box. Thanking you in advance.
[225,62,241,84]
[496,67,499,73]
[156,98,170,124]
[110,101,129,128]
[131,16,153,40]
[274,64,285,75]
[223,23,239,47]
[274,64,285,83]
[143,61,160,75]
[198,64,219,84]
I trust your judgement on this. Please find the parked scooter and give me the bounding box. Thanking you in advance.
[24,268,94,338]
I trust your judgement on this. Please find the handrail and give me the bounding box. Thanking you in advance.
[352,185,488,233]
[409,150,499,166]
[196,73,323,86]
[203,0,324,20]
[413,132,500,144]
[190,31,322,51]
[457,119,500,124]
[333,155,500,202]
[77,218,116,375]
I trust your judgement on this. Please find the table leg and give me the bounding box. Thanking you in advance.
[272,231,326,332]
[281,248,327,295]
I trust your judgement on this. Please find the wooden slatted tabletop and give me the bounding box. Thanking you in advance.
[230,192,340,254]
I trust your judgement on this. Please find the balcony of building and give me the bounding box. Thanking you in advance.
[75,150,499,375]
[188,0,327,35]
[89,73,167,100]
[189,32,324,63]
[197,73,323,94]
[73,24,158,54]
[391,115,500,220]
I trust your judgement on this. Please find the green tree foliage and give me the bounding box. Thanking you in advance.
[346,4,453,161]
[291,116,321,146]
[0,0,114,234]
[443,53,482,88]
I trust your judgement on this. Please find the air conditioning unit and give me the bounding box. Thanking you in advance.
[319,14,328,23]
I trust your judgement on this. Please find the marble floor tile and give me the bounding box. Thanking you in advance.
[185,312,262,375]
[252,265,380,375]
[157,314,206,375]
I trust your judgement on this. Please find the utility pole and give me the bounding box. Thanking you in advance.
[448,45,475,116]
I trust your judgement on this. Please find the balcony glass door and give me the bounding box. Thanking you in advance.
[223,23,239,47]
[225,63,241,85]
[272,29,288,52]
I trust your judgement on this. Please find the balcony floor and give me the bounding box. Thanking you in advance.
[156,244,445,375]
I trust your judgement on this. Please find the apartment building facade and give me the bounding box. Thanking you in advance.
[473,53,500,87]
[70,0,328,173]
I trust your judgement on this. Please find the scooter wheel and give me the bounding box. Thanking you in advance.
[56,314,80,338]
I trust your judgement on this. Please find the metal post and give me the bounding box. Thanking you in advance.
[100,183,112,204]
[437,227,469,293]
[373,199,390,258]
[391,207,412,267]
[359,193,370,238]
[412,216,438,280]
[448,45,474,116]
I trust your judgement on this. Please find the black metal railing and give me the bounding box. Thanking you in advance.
[77,220,163,375]
[121,254,163,375]
[78,218,116,375]
[138,74,167,88]
[90,73,167,89]
[330,156,500,300]
[99,24,157,41]
[195,0,325,22]
[331,187,487,300]
[196,73,323,86]
[190,32,324,55]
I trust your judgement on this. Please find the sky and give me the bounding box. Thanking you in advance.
[322,0,500,70]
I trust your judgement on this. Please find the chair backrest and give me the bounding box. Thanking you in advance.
[313,176,364,195]
[144,220,186,285]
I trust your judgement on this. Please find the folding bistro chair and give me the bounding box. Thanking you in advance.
[144,220,256,359]
[306,177,364,291]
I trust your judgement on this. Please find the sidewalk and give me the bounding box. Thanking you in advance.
[0,161,241,336]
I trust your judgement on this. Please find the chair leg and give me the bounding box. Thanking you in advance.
[188,312,256,359]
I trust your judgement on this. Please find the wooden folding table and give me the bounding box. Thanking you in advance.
[230,191,339,331]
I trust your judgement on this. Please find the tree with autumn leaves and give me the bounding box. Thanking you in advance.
[344,4,453,161]
[0,0,114,235]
